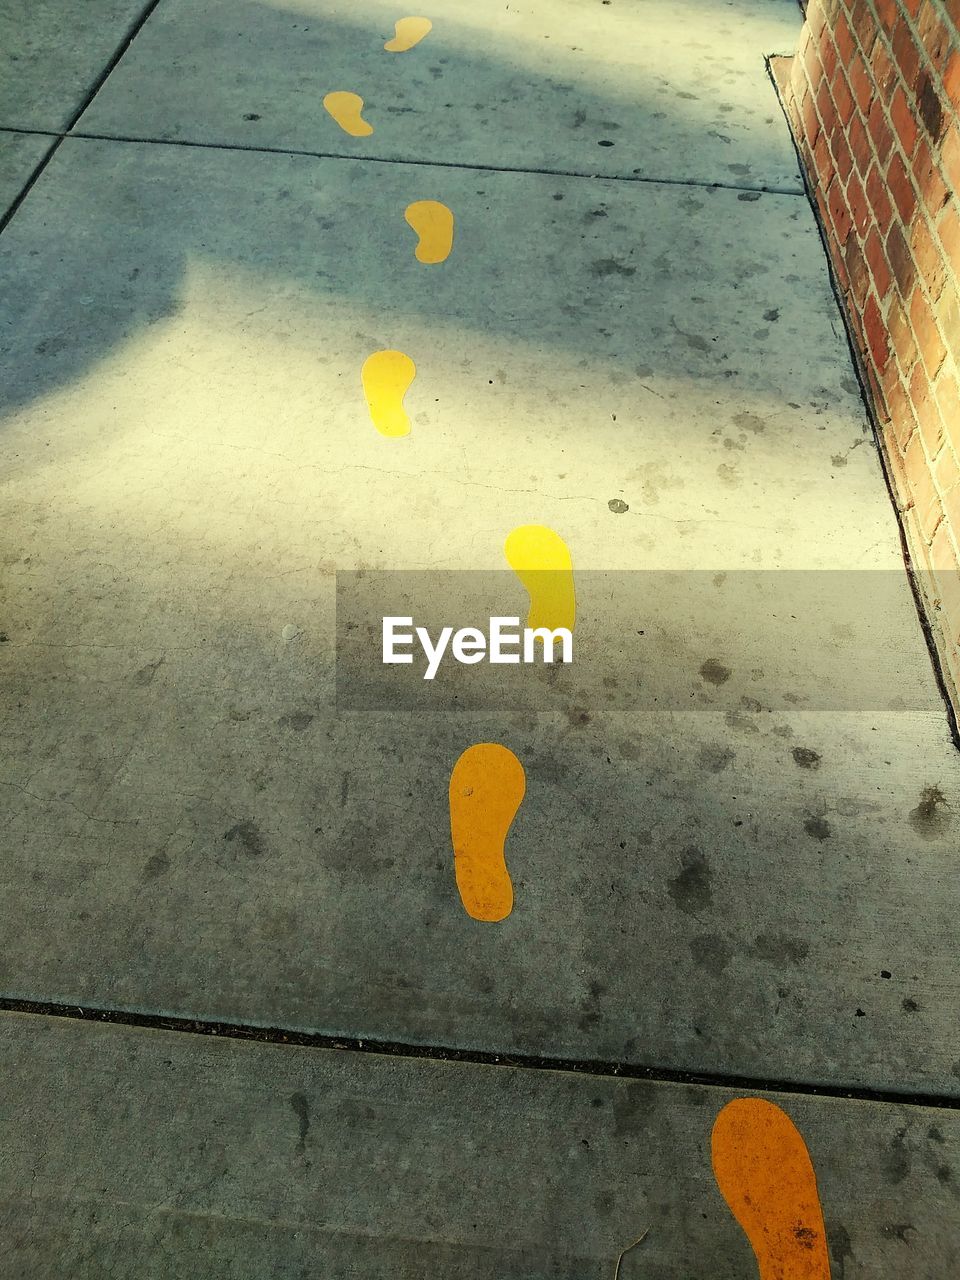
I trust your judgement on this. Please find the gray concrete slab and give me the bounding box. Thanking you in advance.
[2,1010,959,1277]
[0,0,153,131]
[0,131,52,218]
[76,0,803,189]
[2,137,959,1097]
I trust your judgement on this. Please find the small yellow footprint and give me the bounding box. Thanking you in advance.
[504,525,576,632]
[323,91,374,137]
[449,743,525,922]
[361,350,416,438]
[405,200,454,264]
[385,17,433,52]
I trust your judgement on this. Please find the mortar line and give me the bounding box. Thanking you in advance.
[2,995,958,1112]
[0,124,805,197]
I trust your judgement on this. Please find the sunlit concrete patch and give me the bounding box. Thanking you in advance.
[2,1012,959,1277]
[75,0,802,188]
[0,0,155,130]
[0,132,52,218]
[3,139,960,1093]
[385,15,433,52]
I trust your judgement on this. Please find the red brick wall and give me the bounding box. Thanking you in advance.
[781,0,960,710]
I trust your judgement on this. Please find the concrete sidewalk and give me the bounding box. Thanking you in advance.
[2,0,960,1272]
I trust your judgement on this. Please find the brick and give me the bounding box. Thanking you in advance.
[835,9,856,64]
[833,125,854,182]
[944,51,960,111]
[941,128,960,194]
[935,441,960,497]
[886,220,916,297]
[874,0,898,37]
[847,169,872,235]
[888,289,918,374]
[801,84,820,145]
[870,35,897,101]
[832,64,855,118]
[913,139,950,218]
[865,226,893,298]
[935,370,960,449]
[912,359,947,456]
[848,0,879,54]
[848,51,873,113]
[845,231,870,305]
[937,202,960,267]
[911,285,948,379]
[911,214,948,300]
[866,161,894,231]
[904,431,942,537]
[917,72,946,144]
[828,176,854,244]
[891,17,922,90]
[891,84,919,157]
[862,291,890,369]
[816,76,835,131]
[868,97,893,161]
[936,284,960,359]
[887,150,918,223]
[821,29,840,84]
[917,5,952,65]
[888,373,920,450]
[814,126,833,181]
[848,111,873,174]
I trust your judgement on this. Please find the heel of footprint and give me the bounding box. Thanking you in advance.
[711,1098,831,1280]
[449,743,525,922]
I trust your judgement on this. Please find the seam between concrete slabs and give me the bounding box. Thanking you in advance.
[0,125,806,198]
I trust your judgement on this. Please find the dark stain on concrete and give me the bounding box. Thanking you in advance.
[289,1092,310,1155]
[792,746,821,769]
[827,1220,853,1280]
[751,933,810,965]
[733,410,766,433]
[133,656,165,686]
[223,820,265,858]
[141,851,170,881]
[697,744,735,772]
[591,257,635,276]
[608,498,629,513]
[279,712,314,731]
[689,932,733,972]
[804,815,832,841]
[909,785,950,839]
[902,997,920,1013]
[668,847,713,914]
[885,1126,911,1185]
[699,658,731,685]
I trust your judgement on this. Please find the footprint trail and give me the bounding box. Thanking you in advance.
[504,525,576,632]
[362,350,416,437]
[405,200,454,264]
[712,1098,831,1280]
[323,91,374,136]
[449,743,525,922]
[385,16,433,52]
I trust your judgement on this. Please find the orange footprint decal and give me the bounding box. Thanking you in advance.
[712,1098,831,1279]
[405,200,454,264]
[449,743,525,922]
[361,350,416,437]
[323,91,374,137]
[385,16,433,52]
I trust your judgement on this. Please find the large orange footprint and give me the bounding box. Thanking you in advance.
[449,743,525,922]
[712,1098,831,1279]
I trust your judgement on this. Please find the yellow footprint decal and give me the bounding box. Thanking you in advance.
[405,200,454,264]
[361,350,416,438]
[712,1098,831,1280]
[323,91,374,137]
[449,743,525,922]
[504,525,576,632]
[385,16,433,52]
